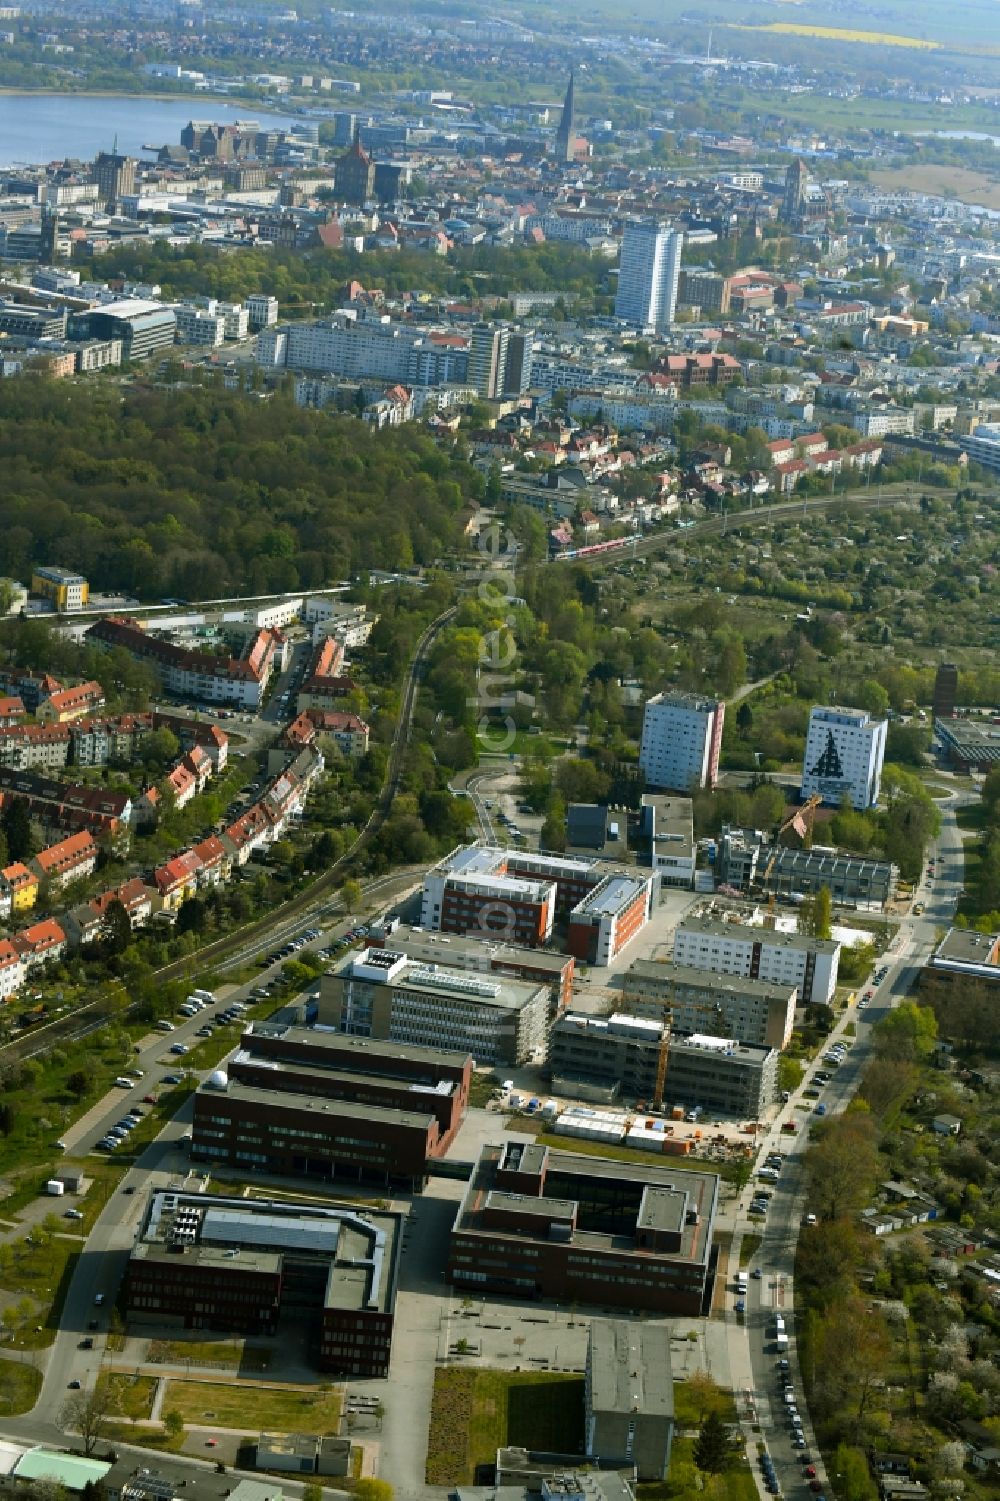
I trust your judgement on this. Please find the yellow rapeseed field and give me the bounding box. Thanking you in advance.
[732,22,939,49]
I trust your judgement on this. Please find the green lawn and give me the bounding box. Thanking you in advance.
[426,1369,585,1486]
[531,1129,741,1182]
[107,1373,157,1420]
[637,1435,757,1501]
[0,1356,42,1415]
[164,1378,342,1433]
[673,1380,739,1429]
[738,1236,762,1268]
[148,1337,270,1372]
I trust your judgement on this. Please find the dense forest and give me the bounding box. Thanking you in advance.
[0,378,479,598]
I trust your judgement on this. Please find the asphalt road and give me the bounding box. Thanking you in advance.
[737,796,965,1500]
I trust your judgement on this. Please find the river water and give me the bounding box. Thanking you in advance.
[0,92,297,167]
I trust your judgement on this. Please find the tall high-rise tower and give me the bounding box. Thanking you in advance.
[94,150,137,212]
[554,70,576,163]
[782,158,808,223]
[614,220,684,332]
[468,322,511,399]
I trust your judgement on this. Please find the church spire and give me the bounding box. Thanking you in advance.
[555,69,576,163]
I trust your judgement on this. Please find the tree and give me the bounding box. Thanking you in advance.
[66,1068,90,1100]
[687,1368,723,1422]
[800,885,832,940]
[873,1001,937,1064]
[164,1409,184,1440]
[694,1410,730,1473]
[58,1379,119,1455]
[3,795,34,862]
[803,1113,880,1223]
[100,899,132,959]
[341,878,362,912]
[352,1483,394,1501]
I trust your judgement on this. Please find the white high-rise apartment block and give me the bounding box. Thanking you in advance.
[639,690,725,792]
[800,706,887,810]
[614,220,684,332]
[673,916,840,1006]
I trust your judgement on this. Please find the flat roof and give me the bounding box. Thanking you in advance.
[456,1142,718,1270]
[248,1021,473,1068]
[486,1190,577,1221]
[574,873,648,919]
[623,959,797,1000]
[196,1077,436,1131]
[554,1011,665,1041]
[675,915,839,954]
[371,923,572,975]
[588,1318,674,1420]
[334,951,547,1014]
[135,1191,399,1316]
[669,1033,775,1063]
[935,927,1000,966]
[636,1184,687,1235]
[646,689,721,713]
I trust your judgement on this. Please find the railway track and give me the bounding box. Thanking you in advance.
[0,605,456,1064]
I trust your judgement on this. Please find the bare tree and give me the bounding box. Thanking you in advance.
[58,1379,120,1455]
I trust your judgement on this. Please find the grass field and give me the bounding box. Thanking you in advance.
[107,1374,157,1420]
[0,1357,42,1415]
[871,165,1000,210]
[733,21,938,47]
[673,1379,739,1429]
[163,1379,342,1433]
[738,1235,762,1268]
[148,1337,270,1372]
[529,1128,741,1182]
[637,1435,758,1501]
[426,1369,584,1486]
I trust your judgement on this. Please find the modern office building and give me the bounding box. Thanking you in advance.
[586,1320,674,1481]
[367,921,576,1011]
[664,1033,778,1119]
[639,690,725,792]
[448,1140,719,1315]
[934,716,1000,773]
[29,566,88,611]
[420,846,654,963]
[191,1027,469,1189]
[922,927,1000,991]
[614,220,683,332]
[318,945,552,1065]
[621,960,797,1049]
[716,826,898,909]
[958,421,1000,475]
[548,1011,669,1103]
[71,300,176,361]
[672,915,840,1005]
[230,1022,471,1127]
[566,873,656,965]
[125,1190,400,1377]
[800,705,887,810]
[93,151,137,209]
[246,294,279,330]
[639,794,695,887]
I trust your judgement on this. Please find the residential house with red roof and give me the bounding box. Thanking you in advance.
[0,937,25,998]
[12,917,67,968]
[30,830,99,891]
[151,850,203,911]
[37,681,106,725]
